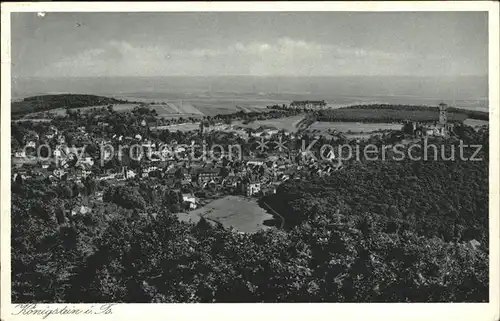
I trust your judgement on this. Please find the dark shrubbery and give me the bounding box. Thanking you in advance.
[11,94,131,115]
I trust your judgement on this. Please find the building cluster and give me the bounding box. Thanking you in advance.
[12,102,458,216]
[406,103,455,137]
[289,100,328,110]
[11,118,343,214]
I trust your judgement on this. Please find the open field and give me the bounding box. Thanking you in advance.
[12,118,52,123]
[233,115,306,132]
[20,104,142,118]
[111,94,282,117]
[152,123,201,132]
[464,118,489,128]
[152,99,272,117]
[15,93,278,119]
[317,108,469,123]
[151,103,203,117]
[154,115,304,132]
[21,100,263,119]
[308,121,402,134]
[178,195,273,233]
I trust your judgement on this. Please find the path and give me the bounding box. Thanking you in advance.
[262,201,285,229]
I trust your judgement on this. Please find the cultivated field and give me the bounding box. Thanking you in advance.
[179,195,274,233]
[464,118,489,128]
[128,95,281,118]
[22,104,142,117]
[152,102,204,117]
[20,98,275,119]
[308,121,402,134]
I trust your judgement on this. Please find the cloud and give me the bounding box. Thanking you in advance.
[35,37,432,77]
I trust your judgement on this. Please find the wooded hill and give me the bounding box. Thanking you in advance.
[11,94,131,115]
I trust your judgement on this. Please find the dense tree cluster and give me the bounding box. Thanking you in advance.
[11,94,138,115]
[268,152,488,243]
[11,193,488,303]
[103,186,147,210]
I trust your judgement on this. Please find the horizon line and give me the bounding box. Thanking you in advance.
[13,74,488,79]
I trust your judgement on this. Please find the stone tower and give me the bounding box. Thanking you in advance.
[439,103,448,126]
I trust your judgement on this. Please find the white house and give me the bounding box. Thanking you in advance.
[182,194,198,209]
[53,169,66,178]
[98,173,116,181]
[71,205,91,216]
[125,169,136,179]
[246,160,264,167]
[239,177,261,196]
[102,148,113,160]
[144,166,158,174]
[45,132,56,139]
[79,156,94,166]
[14,150,26,158]
[78,168,92,178]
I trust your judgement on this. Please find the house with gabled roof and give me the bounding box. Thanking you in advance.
[238,175,261,196]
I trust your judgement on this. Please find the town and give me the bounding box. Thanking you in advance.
[11,96,482,232]
[11,99,346,228]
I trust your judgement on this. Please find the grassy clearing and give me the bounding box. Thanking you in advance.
[183,195,273,233]
[23,104,141,118]
[463,118,489,128]
[233,115,306,132]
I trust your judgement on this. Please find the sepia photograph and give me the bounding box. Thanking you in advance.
[1,2,499,321]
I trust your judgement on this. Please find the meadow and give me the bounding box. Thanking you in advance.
[233,115,306,133]
[20,104,141,118]
[179,195,274,233]
[317,107,470,123]
[307,121,403,134]
[463,118,489,128]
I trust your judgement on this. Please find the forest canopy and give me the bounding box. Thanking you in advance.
[11,128,489,303]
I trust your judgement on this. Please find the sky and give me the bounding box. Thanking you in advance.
[11,11,488,78]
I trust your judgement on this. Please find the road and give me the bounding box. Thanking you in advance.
[262,201,285,229]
